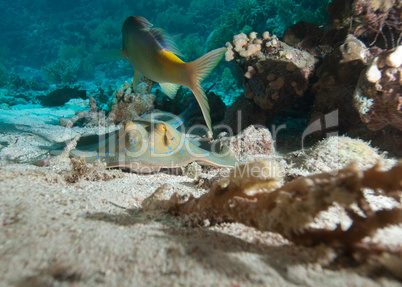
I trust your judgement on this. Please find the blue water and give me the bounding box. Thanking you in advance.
[0,0,327,101]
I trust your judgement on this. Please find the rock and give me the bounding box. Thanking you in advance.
[41,88,87,107]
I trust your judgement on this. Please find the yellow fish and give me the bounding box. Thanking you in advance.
[112,16,226,133]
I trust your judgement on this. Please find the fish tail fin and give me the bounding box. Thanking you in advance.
[187,47,226,133]
[93,49,124,63]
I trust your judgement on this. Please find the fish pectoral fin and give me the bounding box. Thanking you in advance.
[160,83,180,99]
[93,49,124,63]
[132,71,142,93]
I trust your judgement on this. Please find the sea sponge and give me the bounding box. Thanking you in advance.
[353,46,402,131]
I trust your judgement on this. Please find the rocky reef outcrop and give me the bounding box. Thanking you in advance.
[353,46,402,131]
[223,0,402,155]
[225,32,317,118]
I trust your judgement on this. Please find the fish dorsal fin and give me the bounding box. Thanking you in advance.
[136,16,153,30]
[160,83,180,99]
[149,28,184,57]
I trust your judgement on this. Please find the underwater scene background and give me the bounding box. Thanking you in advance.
[1,1,402,286]
[0,0,400,156]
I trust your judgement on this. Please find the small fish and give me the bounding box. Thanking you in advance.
[101,16,226,134]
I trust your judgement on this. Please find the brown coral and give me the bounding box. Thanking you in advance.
[108,81,155,124]
[353,46,402,131]
[226,32,317,118]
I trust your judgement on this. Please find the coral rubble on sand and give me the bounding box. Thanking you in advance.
[143,159,402,277]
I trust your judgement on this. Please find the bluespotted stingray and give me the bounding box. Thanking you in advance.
[70,119,237,173]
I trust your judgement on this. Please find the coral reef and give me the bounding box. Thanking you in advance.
[315,34,369,86]
[107,81,155,124]
[328,0,402,48]
[0,89,30,106]
[155,87,227,128]
[225,32,317,121]
[222,95,269,133]
[208,0,328,51]
[312,34,370,132]
[59,81,155,128]
[143,159,402,270]
[353,46,402,131]
[218,125,275,162]
[282,21,349,58]
[282,21,324,56]
[43,58,81,84]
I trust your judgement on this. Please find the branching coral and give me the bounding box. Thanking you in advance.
[353,45,402,131]
[143,159,402,267]
[226,32,317,119]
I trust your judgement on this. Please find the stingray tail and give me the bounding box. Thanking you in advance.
[187,47,226,133]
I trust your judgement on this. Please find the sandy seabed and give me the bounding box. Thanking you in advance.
[0,104,401,287]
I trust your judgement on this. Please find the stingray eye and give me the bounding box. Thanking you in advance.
[155,123,166,133]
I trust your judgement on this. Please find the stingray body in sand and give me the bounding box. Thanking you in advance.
[70,120,237,173]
